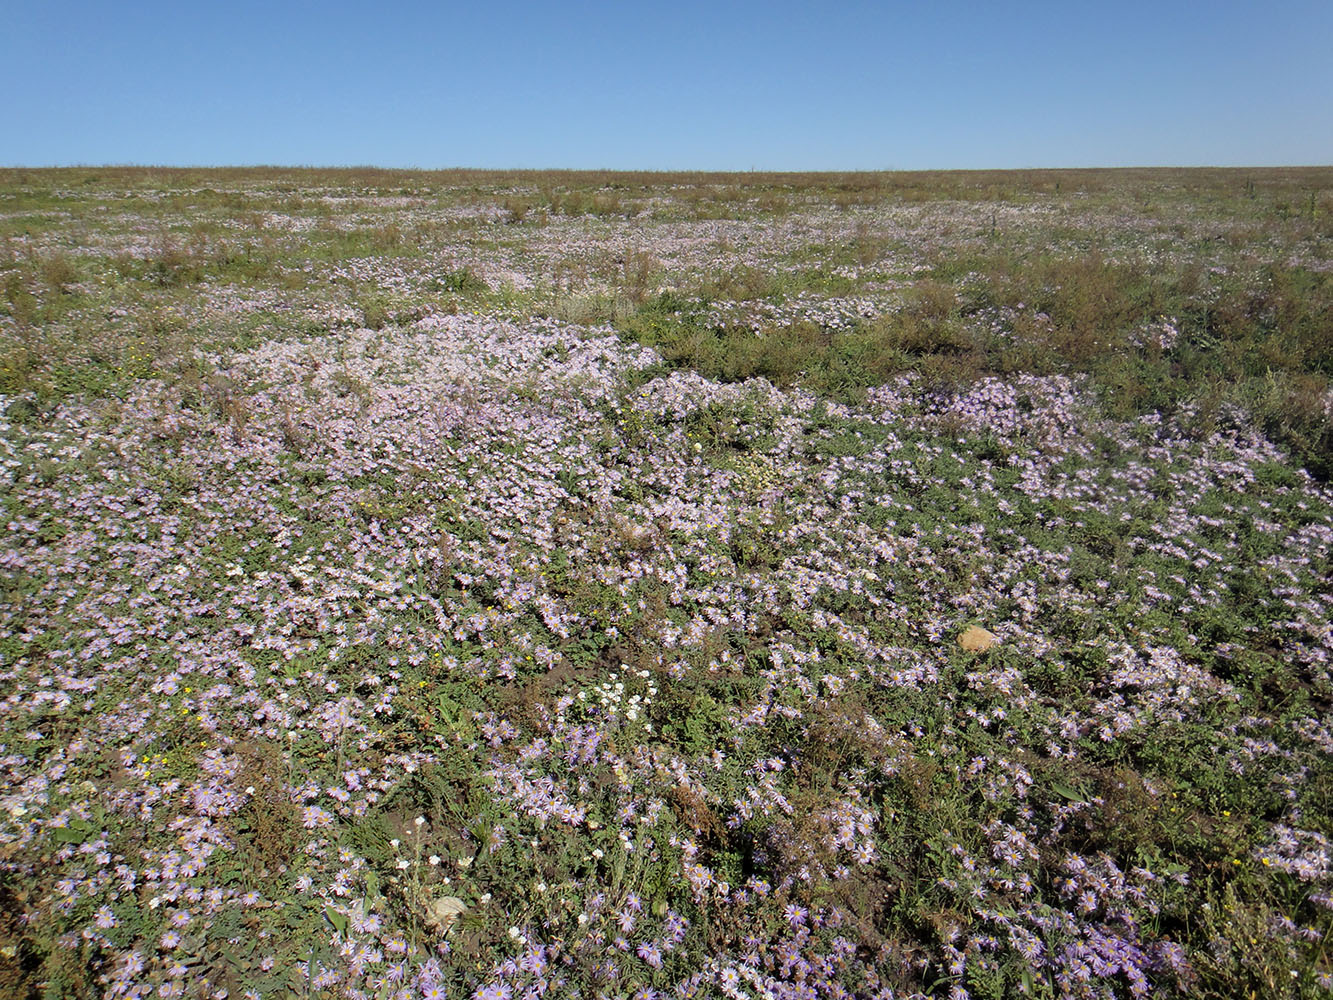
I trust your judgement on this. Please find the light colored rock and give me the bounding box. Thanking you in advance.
[423,895,467,935]
[958,626,999,652]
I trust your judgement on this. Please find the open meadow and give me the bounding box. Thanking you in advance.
[2,166,1332,999]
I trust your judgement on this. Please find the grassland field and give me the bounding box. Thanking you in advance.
[1,166,1331,999]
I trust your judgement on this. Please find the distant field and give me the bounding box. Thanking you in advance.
[1,167,1331,999]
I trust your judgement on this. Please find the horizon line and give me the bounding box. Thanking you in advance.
[4,163,1333,174]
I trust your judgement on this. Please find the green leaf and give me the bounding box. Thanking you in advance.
[1052,782,1086,802]
[324,907,348,936]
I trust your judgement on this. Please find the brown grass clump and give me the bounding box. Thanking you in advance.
[229,740,303,893]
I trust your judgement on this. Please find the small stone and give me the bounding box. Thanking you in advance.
[958,626,998,652]
[423,896,467,935]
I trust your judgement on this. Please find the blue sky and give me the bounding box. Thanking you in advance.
[4,0,1331,169]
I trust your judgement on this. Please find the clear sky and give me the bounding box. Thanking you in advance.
[4,0,1331,170]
